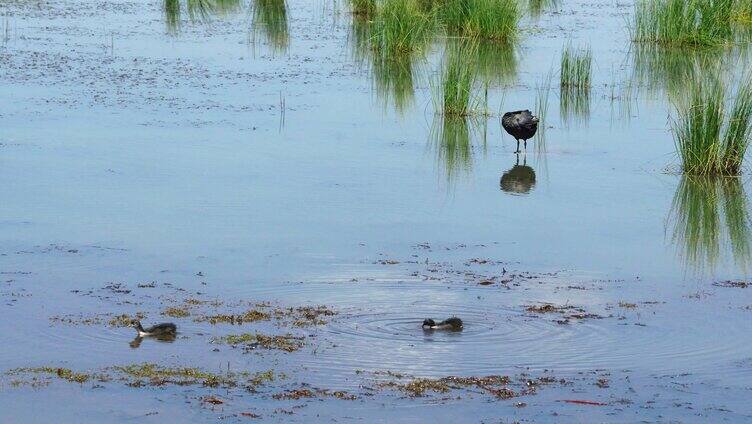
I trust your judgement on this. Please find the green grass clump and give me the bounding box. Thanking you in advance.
[633,0,733,46]
[559,43,591,123]
[435,42,483,116]
[560,43,591,90]
[734,0,752,23]
[672,76,752,175]
[439,0,520,42]
[370,0,433,56]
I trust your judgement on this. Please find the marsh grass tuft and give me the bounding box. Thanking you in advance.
[370,0,433,56]
[559,43,591,123]
[672,76,752,175]
[633,0,734,46]
[434,41,487,116]
[439,0,520,42]
[734,0,752,24]
[560,43,591,90]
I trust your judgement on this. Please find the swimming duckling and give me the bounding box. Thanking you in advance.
[132,320,177,337]
[422,317,463,331]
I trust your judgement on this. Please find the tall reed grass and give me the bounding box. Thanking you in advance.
[559,43,591,123]
[434,42,484,116]
[672,76,752,175]
[734,0,752,23]
[633,0,733,46]
[439,0,520,42]
[560,43,591,89]
[370,0,433,56]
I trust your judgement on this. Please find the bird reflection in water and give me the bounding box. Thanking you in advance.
[500,154,536,195]
[129,333,177,349]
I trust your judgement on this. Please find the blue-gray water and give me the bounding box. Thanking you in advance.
[1,0,751,422]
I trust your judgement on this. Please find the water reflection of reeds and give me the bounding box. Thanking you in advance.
[431,115,486,185]
[669,175,752,274]
[632,44,724,98]
[163,0,244,33]
[252,0,289,53]
[559,86,590,124]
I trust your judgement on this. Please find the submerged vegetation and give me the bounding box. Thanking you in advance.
[213,332,305,352]
[633,0,734,46]
[672,76,752,175]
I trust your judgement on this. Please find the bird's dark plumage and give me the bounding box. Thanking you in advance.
[132,321,177,337]
[502,110,539,152]
[422,317,463,331]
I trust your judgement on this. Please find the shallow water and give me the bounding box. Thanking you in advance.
[2,0,752,422]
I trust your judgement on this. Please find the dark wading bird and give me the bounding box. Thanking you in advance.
[501,110,539,153]
[422,317,463,331]
[500,154,536,195]
[129,320,177,348]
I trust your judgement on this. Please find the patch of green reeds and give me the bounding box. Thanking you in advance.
[439,0,520,42]
[560,43,591,90]
[734,0,752,24]
[559,43,591,123]
[370,0,433,56]
[433,41,485,116]
[672,76,752,175]
[669,175,752,273]
[252,0,290,53]
[633,0,733,46]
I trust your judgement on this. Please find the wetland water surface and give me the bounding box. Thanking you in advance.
[1,0,752,422]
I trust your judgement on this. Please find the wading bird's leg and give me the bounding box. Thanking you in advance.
[516,139,520,153]
[524,140,527,150]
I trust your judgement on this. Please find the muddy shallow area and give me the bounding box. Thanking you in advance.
[2,0,752,422]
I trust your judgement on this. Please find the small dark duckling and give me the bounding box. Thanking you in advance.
[132,320,177,337]
[422,317,463,331]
